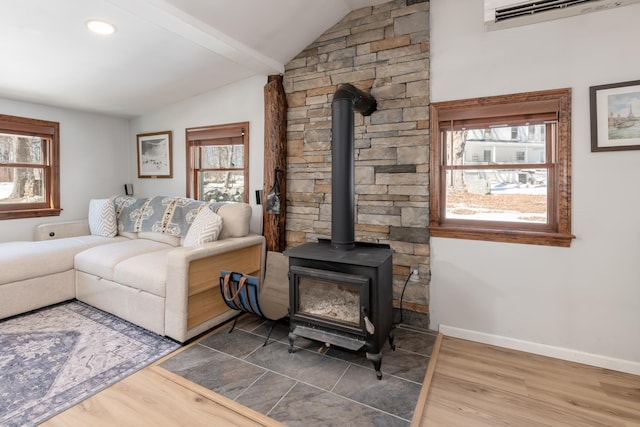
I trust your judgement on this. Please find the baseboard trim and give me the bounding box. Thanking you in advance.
[439,325,640,376]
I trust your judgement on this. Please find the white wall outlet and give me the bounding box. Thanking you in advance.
[410,267,419,281]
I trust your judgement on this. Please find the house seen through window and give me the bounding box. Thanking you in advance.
[0,114,60,220]
[186,122,249,203]
[429,89,574,247]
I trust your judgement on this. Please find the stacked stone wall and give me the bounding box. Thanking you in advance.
[283,0,430,326]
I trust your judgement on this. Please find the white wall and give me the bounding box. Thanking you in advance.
[0,98,129,243]
[0,75,266,240]
[128,75,266,233]
[430,0,640,374]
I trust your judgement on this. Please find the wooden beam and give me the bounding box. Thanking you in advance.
[263,75,287,252]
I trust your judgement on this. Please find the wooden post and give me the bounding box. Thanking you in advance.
[263,75,287,252]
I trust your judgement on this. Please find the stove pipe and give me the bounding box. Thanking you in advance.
[331,84,377,251]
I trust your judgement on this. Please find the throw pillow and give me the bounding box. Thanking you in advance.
[183,207,224,247]
[88,198,117,237]
[212,202,252,239]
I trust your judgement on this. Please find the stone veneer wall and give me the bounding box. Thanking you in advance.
[283,0,430,327]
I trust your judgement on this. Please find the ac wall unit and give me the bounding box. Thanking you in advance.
[484,0,640,31]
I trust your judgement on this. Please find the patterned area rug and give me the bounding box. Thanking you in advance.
[0,301,180,427]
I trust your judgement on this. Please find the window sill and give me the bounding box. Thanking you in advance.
[429,224,575,247]
[0,208,62,221]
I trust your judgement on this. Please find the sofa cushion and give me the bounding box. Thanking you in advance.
[88,198,117,237]
[211,202,252,239]
[138,231,181,247]
[74,239,171,281]
[113,248,173,297]
[0,236,127,285]
[183,208,223,247]
[118,231,138,239]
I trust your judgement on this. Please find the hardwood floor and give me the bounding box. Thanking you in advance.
[43,367,283,427]
[43,337,284,427]
[419,336,640,427]
[43,332,640,427]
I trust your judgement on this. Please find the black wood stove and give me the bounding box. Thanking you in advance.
[285,84,395,379]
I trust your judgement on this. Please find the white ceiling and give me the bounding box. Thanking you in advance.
[0,0,389,118]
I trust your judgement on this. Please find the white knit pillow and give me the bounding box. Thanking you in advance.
[88,199,117,237]
[184,207,223,247]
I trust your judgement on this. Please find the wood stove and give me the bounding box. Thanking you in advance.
[287,240,394,379]
[285,84,395,379]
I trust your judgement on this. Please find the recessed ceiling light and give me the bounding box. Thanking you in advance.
[86,19,117,36]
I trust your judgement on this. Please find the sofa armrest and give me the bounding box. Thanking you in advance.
[164,235,266,342]
[34,220,90,241]
[168,235,266,266]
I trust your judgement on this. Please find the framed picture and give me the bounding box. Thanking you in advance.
[137,131,173,178]
[590,80,640,152]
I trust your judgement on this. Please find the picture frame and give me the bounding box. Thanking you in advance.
[137,131,173,178]
[590,80,640,152]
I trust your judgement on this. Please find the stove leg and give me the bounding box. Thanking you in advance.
[389,327,396,351]
[366,351,383,380]
[288,332,298,354]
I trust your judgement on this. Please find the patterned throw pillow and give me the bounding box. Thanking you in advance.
[183,207,224,247]
[88,199,117,237]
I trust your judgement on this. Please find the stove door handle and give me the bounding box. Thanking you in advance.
[364,315,375,335]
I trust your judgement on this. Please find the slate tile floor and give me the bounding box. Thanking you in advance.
[160,315,437,427]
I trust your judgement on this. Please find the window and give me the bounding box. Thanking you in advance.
[186,122,249,203]
[0,114,60,220]
[429,88,574,247]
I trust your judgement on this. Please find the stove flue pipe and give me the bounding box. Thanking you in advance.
[331,84,377,251]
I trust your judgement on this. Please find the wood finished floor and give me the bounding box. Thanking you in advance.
[419,336,640,427]
[42,332,285,427]
[43,332,640,427]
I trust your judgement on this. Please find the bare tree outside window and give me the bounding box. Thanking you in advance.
[0,135,44,203]
[186,122,249,204]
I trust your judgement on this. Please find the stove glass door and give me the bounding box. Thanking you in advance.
[291,265,369,332]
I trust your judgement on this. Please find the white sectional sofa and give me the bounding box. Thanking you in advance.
[0,196,265,343]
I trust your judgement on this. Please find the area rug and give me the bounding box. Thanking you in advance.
[0,301,180,427]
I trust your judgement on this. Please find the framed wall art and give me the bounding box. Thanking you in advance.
[137,130,173,178]
[590,80,640,152]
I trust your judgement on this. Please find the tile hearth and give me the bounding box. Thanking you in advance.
[160,315,437,427]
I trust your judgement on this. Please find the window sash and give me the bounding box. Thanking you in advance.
[197,144,244,169]
[440,122,554,168]
[442,168,552,230]
[0,165,51,209]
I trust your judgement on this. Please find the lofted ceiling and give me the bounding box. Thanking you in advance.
[0,0,389,118]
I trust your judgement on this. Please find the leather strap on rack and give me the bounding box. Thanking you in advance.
[223,273,247,307]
